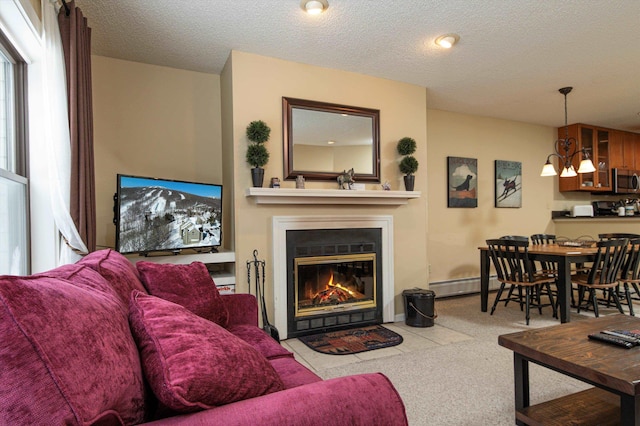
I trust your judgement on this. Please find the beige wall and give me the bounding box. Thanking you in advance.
[90,51,612,317]
[223,51,428,316]
[426,110,557,283]
[91,56,222,249]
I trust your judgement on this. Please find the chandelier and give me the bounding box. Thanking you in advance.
[540,87,596,177]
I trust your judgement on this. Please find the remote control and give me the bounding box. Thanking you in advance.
[610,329,640,340]
[588,332,636,348]
[602,330,640,344]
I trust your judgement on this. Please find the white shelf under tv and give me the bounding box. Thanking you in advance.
[126,249,236,287]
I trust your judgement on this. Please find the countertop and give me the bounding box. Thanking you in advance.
[553,215,640,221]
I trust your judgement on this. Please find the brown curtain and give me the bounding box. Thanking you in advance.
[58,1,96,252]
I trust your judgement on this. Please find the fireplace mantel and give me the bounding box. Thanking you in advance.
[246,187,420,205]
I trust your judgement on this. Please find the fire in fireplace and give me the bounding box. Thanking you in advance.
[295,254,376,318]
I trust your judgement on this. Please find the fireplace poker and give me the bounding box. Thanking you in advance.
[247,250,280,342]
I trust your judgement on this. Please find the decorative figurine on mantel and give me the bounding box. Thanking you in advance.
[337,168,355,190]
[382,181,391,191]
[295,175,305,189]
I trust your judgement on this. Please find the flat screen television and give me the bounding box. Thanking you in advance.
[115,174,223,255]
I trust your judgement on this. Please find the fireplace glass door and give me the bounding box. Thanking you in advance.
[295,253,376,318]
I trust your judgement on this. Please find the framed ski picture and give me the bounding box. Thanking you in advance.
[495,160,522,208]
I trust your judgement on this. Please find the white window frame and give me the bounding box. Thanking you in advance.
[0,30,29,275]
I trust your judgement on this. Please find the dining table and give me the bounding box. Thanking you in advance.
[478,243,598,323]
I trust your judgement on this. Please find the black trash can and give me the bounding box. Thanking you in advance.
[403,288,436,327]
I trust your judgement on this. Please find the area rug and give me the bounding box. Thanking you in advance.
[298,325,403,355]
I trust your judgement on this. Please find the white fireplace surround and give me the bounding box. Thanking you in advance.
[272,215,394,338]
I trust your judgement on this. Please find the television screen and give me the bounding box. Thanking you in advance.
[115,174,222,255]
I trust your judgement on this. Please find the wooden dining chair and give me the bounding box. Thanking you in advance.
[530,234,557,274]
[530,234,556,245]
[575,238,629,318]
[618,238,640,316]
[598,233,640,241]
[486,238,557,325]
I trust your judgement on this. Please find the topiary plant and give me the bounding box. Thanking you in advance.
[399,155,419,175]
[246,120,271,168]
[397,137,418,175]
[397,137,417,156]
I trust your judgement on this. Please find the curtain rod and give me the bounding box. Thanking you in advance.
[60,0,70,16]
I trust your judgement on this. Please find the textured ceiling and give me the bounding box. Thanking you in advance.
[74,0,640,132]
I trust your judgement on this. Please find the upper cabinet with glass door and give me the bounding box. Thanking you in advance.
[558,124,611,192]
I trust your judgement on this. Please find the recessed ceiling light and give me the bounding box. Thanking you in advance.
[435,34,460,49]
[327,140,335,145]
[302,0,328,15]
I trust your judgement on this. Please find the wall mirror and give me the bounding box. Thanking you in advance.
[283,97,380,182]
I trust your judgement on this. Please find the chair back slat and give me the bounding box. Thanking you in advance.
[530,234,556,245]
[620,238,640,281]
[486,238,535,283]
[530,234,557,273]
[589,238,629,285]
[598,233,640,241]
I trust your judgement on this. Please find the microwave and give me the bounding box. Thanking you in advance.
[612,168,640,194]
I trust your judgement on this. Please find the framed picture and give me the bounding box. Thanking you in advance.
[495,160,522,208]
[447,156,477,208]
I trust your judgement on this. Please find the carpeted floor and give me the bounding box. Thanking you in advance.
[284,293,635,425]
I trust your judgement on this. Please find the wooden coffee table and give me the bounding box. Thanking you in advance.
[499,315,640,426]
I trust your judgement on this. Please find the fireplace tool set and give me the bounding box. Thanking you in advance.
[247,250,280,342]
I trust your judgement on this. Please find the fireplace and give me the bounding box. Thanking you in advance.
[273,215,395,339]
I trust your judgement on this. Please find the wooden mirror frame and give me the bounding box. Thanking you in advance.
[282,97,381,182]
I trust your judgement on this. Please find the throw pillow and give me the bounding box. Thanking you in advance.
[128,291,284,412]
[136,261,229,327]
[78,248,148,310]
[0,266,146,425]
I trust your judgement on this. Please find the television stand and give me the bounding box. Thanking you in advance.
[195,247,218,254]
[138,250,182,257]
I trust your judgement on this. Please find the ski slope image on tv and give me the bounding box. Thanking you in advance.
[115,174,223,254]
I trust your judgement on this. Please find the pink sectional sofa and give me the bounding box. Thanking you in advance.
[0,249,407,425]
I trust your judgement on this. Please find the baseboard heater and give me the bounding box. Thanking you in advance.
[429,276,500,298]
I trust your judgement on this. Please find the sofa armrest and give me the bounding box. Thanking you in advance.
[221,293,258,327]
[142,373,407,426]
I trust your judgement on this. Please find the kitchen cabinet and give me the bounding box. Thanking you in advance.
[610,129,638,170]
[558,124,611,192]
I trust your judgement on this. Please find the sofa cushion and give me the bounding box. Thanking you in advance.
[78,248,148,309]
[227,324,294,360]
[0,266,146,425]
[128,291,285,412]
[136,261,228,327]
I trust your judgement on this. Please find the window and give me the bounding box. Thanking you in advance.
[0,33,28,275]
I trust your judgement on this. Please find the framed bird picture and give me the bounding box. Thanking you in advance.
[447,156,477,208]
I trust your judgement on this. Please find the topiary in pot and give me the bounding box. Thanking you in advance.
[246,120,271,187]
[397,137,418,191]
